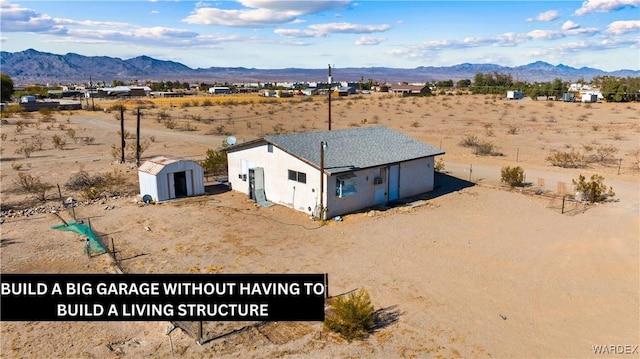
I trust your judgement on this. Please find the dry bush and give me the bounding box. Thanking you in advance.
[546,150,587,168]
[573,174,614,203]
[324,289,375,341]
[628,149,640,171]
[590,144,619,165]
[65,169,130,201]
[14,141,37,158]
[38,108,55,123]
[14,172,53,202]
[52,134,66,149]
[66,128,78,143]
[501,166,525,187]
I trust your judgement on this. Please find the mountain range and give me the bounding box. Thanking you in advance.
[1,49,638,85]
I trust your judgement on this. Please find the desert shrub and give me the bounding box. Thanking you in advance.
[200,148,228,176]
[434,158,445,172]
[475,140,498,156]
[460,134,480,148]
[500,166,525,187]
[157,109,171,123]
[201,99,213,107]
[164,119,177,129]
[66,128,77,143]
[572,174,614,203]
[181,121,198,131]
[65,171,104,191]
[628,149,640,171]
[324,289,375,341]
[15,172,53,201]
[589,144,619,165]
[546,150,587,168]
[14,141,36,158]
[507,125,519,135]
[38,107,55,122]
[124,138,151,161]
[108,104,127,113]
[65,169,129,201]
[52,134,66,149]
[30,133,44,150]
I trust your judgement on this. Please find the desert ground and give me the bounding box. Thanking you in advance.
[1,93,639,358]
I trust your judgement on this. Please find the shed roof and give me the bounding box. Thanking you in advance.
[228,126,444,175]
[138,155,185,176]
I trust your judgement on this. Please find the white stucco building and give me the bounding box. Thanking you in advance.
[225,126,444,219]
[138,156,205,202]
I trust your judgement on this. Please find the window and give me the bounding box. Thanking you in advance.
[288,170,306,184]
[336,173,357,197]
[267,144,273,153]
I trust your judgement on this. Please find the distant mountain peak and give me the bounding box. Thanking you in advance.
[1,49,638,84]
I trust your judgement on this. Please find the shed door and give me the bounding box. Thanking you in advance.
[388,165,400,201]
[174,171,187,198]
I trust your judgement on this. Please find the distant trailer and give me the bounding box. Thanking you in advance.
[507,90,524,100]
[209,87,231,95]
[563,93,576,102]
[582,94,598,103]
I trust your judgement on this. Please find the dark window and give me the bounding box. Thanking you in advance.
[267,144,273,153]
[288,169,307,183]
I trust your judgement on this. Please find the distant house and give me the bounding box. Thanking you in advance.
[209,87,231,95]
[390,85,431,96]
[225,126,444,219]
[336,87,354,96]
[138,156,205,202]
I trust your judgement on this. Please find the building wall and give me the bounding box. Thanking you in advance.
[324,157,434,218]
[227,143,322,215]
[138,172,160,202]
[228,144,437,218]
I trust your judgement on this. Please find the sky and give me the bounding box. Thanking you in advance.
[1,0,639,72]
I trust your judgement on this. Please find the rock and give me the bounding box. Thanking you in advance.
[145,226,151,231]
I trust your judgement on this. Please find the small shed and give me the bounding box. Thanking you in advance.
[138,156,205,202]
[507,90,524,100]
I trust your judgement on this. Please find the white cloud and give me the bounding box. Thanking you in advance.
[308,22,390,34]
[275,22,390,38]
[527,10,559,22]
[355,36,385,45]
[274,28,321,38]
[605,20,640,35]
[150,10,159,15]
[574,0,640,16]
[183,0,350,27]
[0,1,58,32]
[562,20,580,30]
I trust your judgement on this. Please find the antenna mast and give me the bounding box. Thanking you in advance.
[328,64,332,131]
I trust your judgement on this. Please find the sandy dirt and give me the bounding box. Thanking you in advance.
[1,93,639,358]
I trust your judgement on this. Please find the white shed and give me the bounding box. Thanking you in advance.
[138,156,205,202]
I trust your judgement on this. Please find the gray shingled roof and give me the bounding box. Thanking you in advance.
[263,126,444,175]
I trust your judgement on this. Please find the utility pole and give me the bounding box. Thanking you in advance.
[319,141,327,220]
[120,107,125,164]
[136,108,141,166]
[328,64,332,131]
